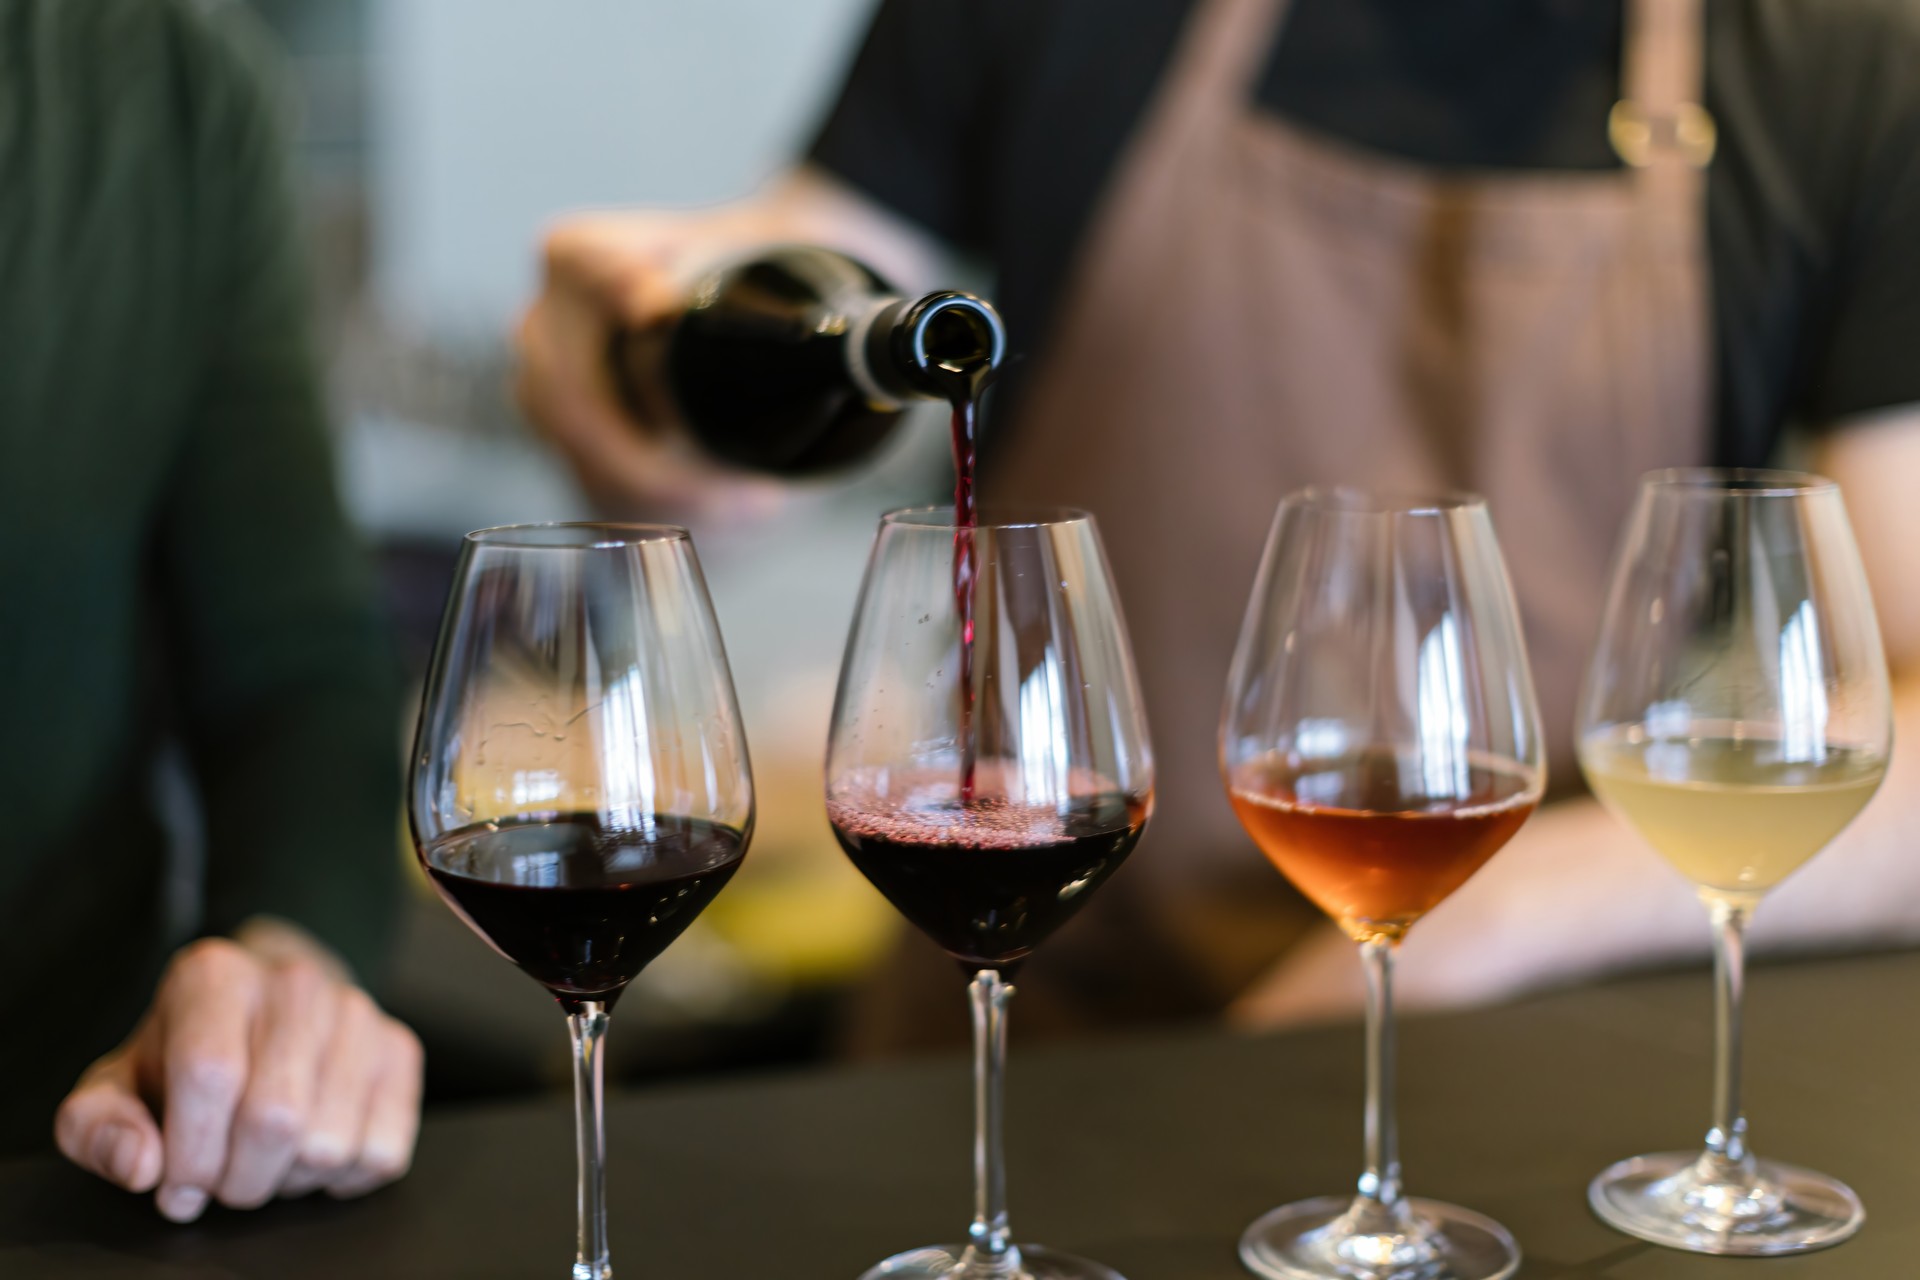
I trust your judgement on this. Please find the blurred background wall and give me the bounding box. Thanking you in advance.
[249,0,938,1098]
[372,0,873,332]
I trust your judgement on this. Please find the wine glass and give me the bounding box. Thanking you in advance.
[1220,488,1544,1280]
[410,523,754,1280]
[1578,469,1891,1254]
[826,506,1153,1280]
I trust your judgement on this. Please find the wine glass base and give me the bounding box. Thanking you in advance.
[857,1243,1126,1280]
[1239,1196,1519,1280]
[1589,1151,1863,1255]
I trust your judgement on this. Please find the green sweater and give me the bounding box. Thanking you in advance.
[0,0,401,1151]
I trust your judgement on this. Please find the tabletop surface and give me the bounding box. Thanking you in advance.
[2,949,1914,1280]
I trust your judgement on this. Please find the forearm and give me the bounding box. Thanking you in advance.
[1377,791,1705,1016]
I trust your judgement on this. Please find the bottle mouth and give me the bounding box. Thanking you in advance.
[861,291,1008,404]
[902,295,1013,395]
[905,293,1006,382]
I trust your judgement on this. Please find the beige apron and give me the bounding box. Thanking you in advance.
[855,0,1716,1048]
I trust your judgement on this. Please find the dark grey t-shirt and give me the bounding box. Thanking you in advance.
[810,0,1920,465]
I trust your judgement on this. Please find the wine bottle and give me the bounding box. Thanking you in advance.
[611,246,1005,474]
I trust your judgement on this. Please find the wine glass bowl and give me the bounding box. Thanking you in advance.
[827,506,1152,1280]
[827,757,1148,973]
[409,522,753,1280]
[1225,747,1537,946]
[827,506,1154,973]
[1578,469,1891,1255]
[1221,488,1543,1280]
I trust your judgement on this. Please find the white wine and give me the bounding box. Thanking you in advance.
[1581,728,1885,899]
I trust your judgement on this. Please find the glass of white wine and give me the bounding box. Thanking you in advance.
[1579,469,1893,1255]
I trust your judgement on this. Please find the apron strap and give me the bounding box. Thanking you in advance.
[1611,0,1716,168]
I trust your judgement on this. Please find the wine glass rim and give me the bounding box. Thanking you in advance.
[881,504,1093,530]
[463,521,692,550]
[1643,467,1836,496]
[1287,485,1487,516]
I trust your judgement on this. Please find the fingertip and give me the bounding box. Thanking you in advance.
[157,1184,209,1224]
[54,1062,122,1161]
[56,1081,156,1189]
[121,1128,163,1193]
[52,1104,87,1167]
[87,1123,131,1185]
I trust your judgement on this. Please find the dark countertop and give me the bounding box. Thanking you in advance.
[3,949,1914,1279]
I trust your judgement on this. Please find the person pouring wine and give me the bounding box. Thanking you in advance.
[516,0,1920,1040]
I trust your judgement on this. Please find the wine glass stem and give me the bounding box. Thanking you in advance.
[963,969,1022,1278]
[1357,939,1408,1217]
[570,1002,612,1280]
[1705,899,1753,1169]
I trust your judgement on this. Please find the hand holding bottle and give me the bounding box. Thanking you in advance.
[516,168,957,520]
[514,208,789,523]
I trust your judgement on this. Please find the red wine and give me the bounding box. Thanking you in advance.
[420,812,746,1013]
[950,402,975,527]
[900,304,998,802]
[951,395,981,801]
[828,770,1147,970]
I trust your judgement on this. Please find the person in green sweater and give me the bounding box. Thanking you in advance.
[1,0,420,1218]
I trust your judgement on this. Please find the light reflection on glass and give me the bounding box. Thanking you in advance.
[513,850,561,887]
[1415,612,1469,798]
[1294,718,1350,761]
[1779,600,1829,763]
[1295,765,1347,808]
[1016,647,1070,806]
[596,665,657,835]
[511,768,563,807]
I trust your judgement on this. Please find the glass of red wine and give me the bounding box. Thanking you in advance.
[409,523,753,1280]
[1220,489,1544,1280]
[827,506,1153,1280]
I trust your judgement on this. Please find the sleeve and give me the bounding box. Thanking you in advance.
[806,0,1004,252]
[154,2,403,984]
[1804,10,1920,426]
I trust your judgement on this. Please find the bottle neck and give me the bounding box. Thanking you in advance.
[845,295,913,409]
[852,291,1006,407]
